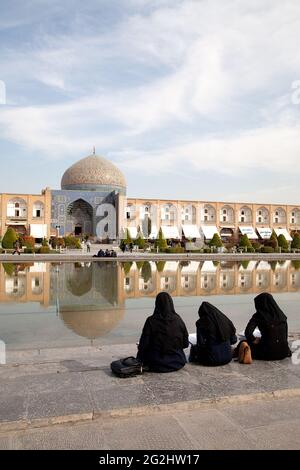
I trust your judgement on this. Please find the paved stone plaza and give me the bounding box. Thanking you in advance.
[0,342,300,449]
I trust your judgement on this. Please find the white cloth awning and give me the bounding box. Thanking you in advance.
[200,225,219,239]
[161,225,180,239]
[257,227,272,239]
[274,228,292,241]
[30,224,47,238]
[127,227,138,239]
[182,224,201,239]
[239,226,258,239]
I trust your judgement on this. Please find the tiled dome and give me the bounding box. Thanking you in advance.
[61,154,126,191]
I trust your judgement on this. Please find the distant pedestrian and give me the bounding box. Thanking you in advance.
[13,241,21,255]
[86,240,91,253]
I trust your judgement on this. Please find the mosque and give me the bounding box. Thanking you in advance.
[0,151,299,244]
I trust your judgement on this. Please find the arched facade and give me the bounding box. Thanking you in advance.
[256,207,269,224]
[239,206,252,223]
[202,204,216,223]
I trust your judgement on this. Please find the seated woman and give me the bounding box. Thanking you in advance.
[137,292,189,372]
[244,292,291,360]
[190,302,237,366]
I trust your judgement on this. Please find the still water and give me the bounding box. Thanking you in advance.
[0,260,300,351]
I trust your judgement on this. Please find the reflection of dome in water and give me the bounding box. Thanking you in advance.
[59,307,124,340]
[61,154,126,192]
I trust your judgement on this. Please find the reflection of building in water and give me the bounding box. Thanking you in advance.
[49,262,125,341]
[0,262,50,305]
[121,260,300,298]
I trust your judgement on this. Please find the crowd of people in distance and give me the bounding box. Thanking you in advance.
[93,248,117,258]
[135,292,291,373]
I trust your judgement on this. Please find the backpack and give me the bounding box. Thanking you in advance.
[110,356,143,378]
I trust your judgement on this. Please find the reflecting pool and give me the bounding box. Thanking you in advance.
[0,260,300,351]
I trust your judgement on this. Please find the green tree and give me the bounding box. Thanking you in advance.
[122,262,132,275]
[155,228,167,251]
[239,234,253,250]
[2,227,18,249]
[135,232,145,249]
[209,233,223,248]
[277,234,289,251]
[267,231,278,250]
[291,233,300,250]
[136,261,144,271]
[120,229,132,251]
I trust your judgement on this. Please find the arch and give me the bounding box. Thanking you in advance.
[7,197,27,218]
[256,206,269,224]
[66,199,93,236]
[239,206,252,223]
[202,204,216,223]
[220,205,234,223]
[181,204,197,224]
[161,203,177,223]
[33,200,44,218]
[273,207,286,224]
[290,208,300,225]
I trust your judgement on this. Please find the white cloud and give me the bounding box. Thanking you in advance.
[0,0,300,195]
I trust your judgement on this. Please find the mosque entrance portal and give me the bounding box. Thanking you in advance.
[67,199,93,236]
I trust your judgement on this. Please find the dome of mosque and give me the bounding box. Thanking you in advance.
[61,153,126,192]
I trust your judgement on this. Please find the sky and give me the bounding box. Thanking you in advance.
[0,0,300,203]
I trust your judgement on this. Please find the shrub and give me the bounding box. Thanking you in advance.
[266,231,278,250]
[277,234,289,251]
[39,246,50,254]
[2,228,18,249]
[24,248,34,253]
[42,238,48,247]
[291,233,300,250]
[165,246,185,253]
[209,233,223,248]
[135,233,145,249]
[22,235,35,249]
[155,228,167,251]
[120,229,132,251]
[64,236,81,249]
[260,246,274,253]
[51,237,65,249]
[239,234,253,250]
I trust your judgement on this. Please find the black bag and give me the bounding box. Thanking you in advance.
[110,356,143,378]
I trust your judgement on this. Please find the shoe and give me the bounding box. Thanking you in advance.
[238,341,252,364]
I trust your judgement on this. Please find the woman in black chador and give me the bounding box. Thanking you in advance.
[190,302,237,366]
[137,292,189,372]
[245,293,291,360]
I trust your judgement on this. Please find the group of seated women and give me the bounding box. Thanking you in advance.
[136,291,291,373]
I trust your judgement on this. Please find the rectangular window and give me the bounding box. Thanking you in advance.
[258,217,262,223]
[275,217,278,223]
[36,210,41,217]
[292,218,295,224]
[223,216,226,222]
[241,216,245,222]
[15,210,20,217]
[204,216,208,221]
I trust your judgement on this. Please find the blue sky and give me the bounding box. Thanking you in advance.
[0,0,300,203]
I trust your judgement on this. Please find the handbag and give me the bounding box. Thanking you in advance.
[238,341,253,364]
[110,356,143,378]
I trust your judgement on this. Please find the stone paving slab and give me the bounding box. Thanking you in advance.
[1,343,300,431]
[1,397,299,450]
